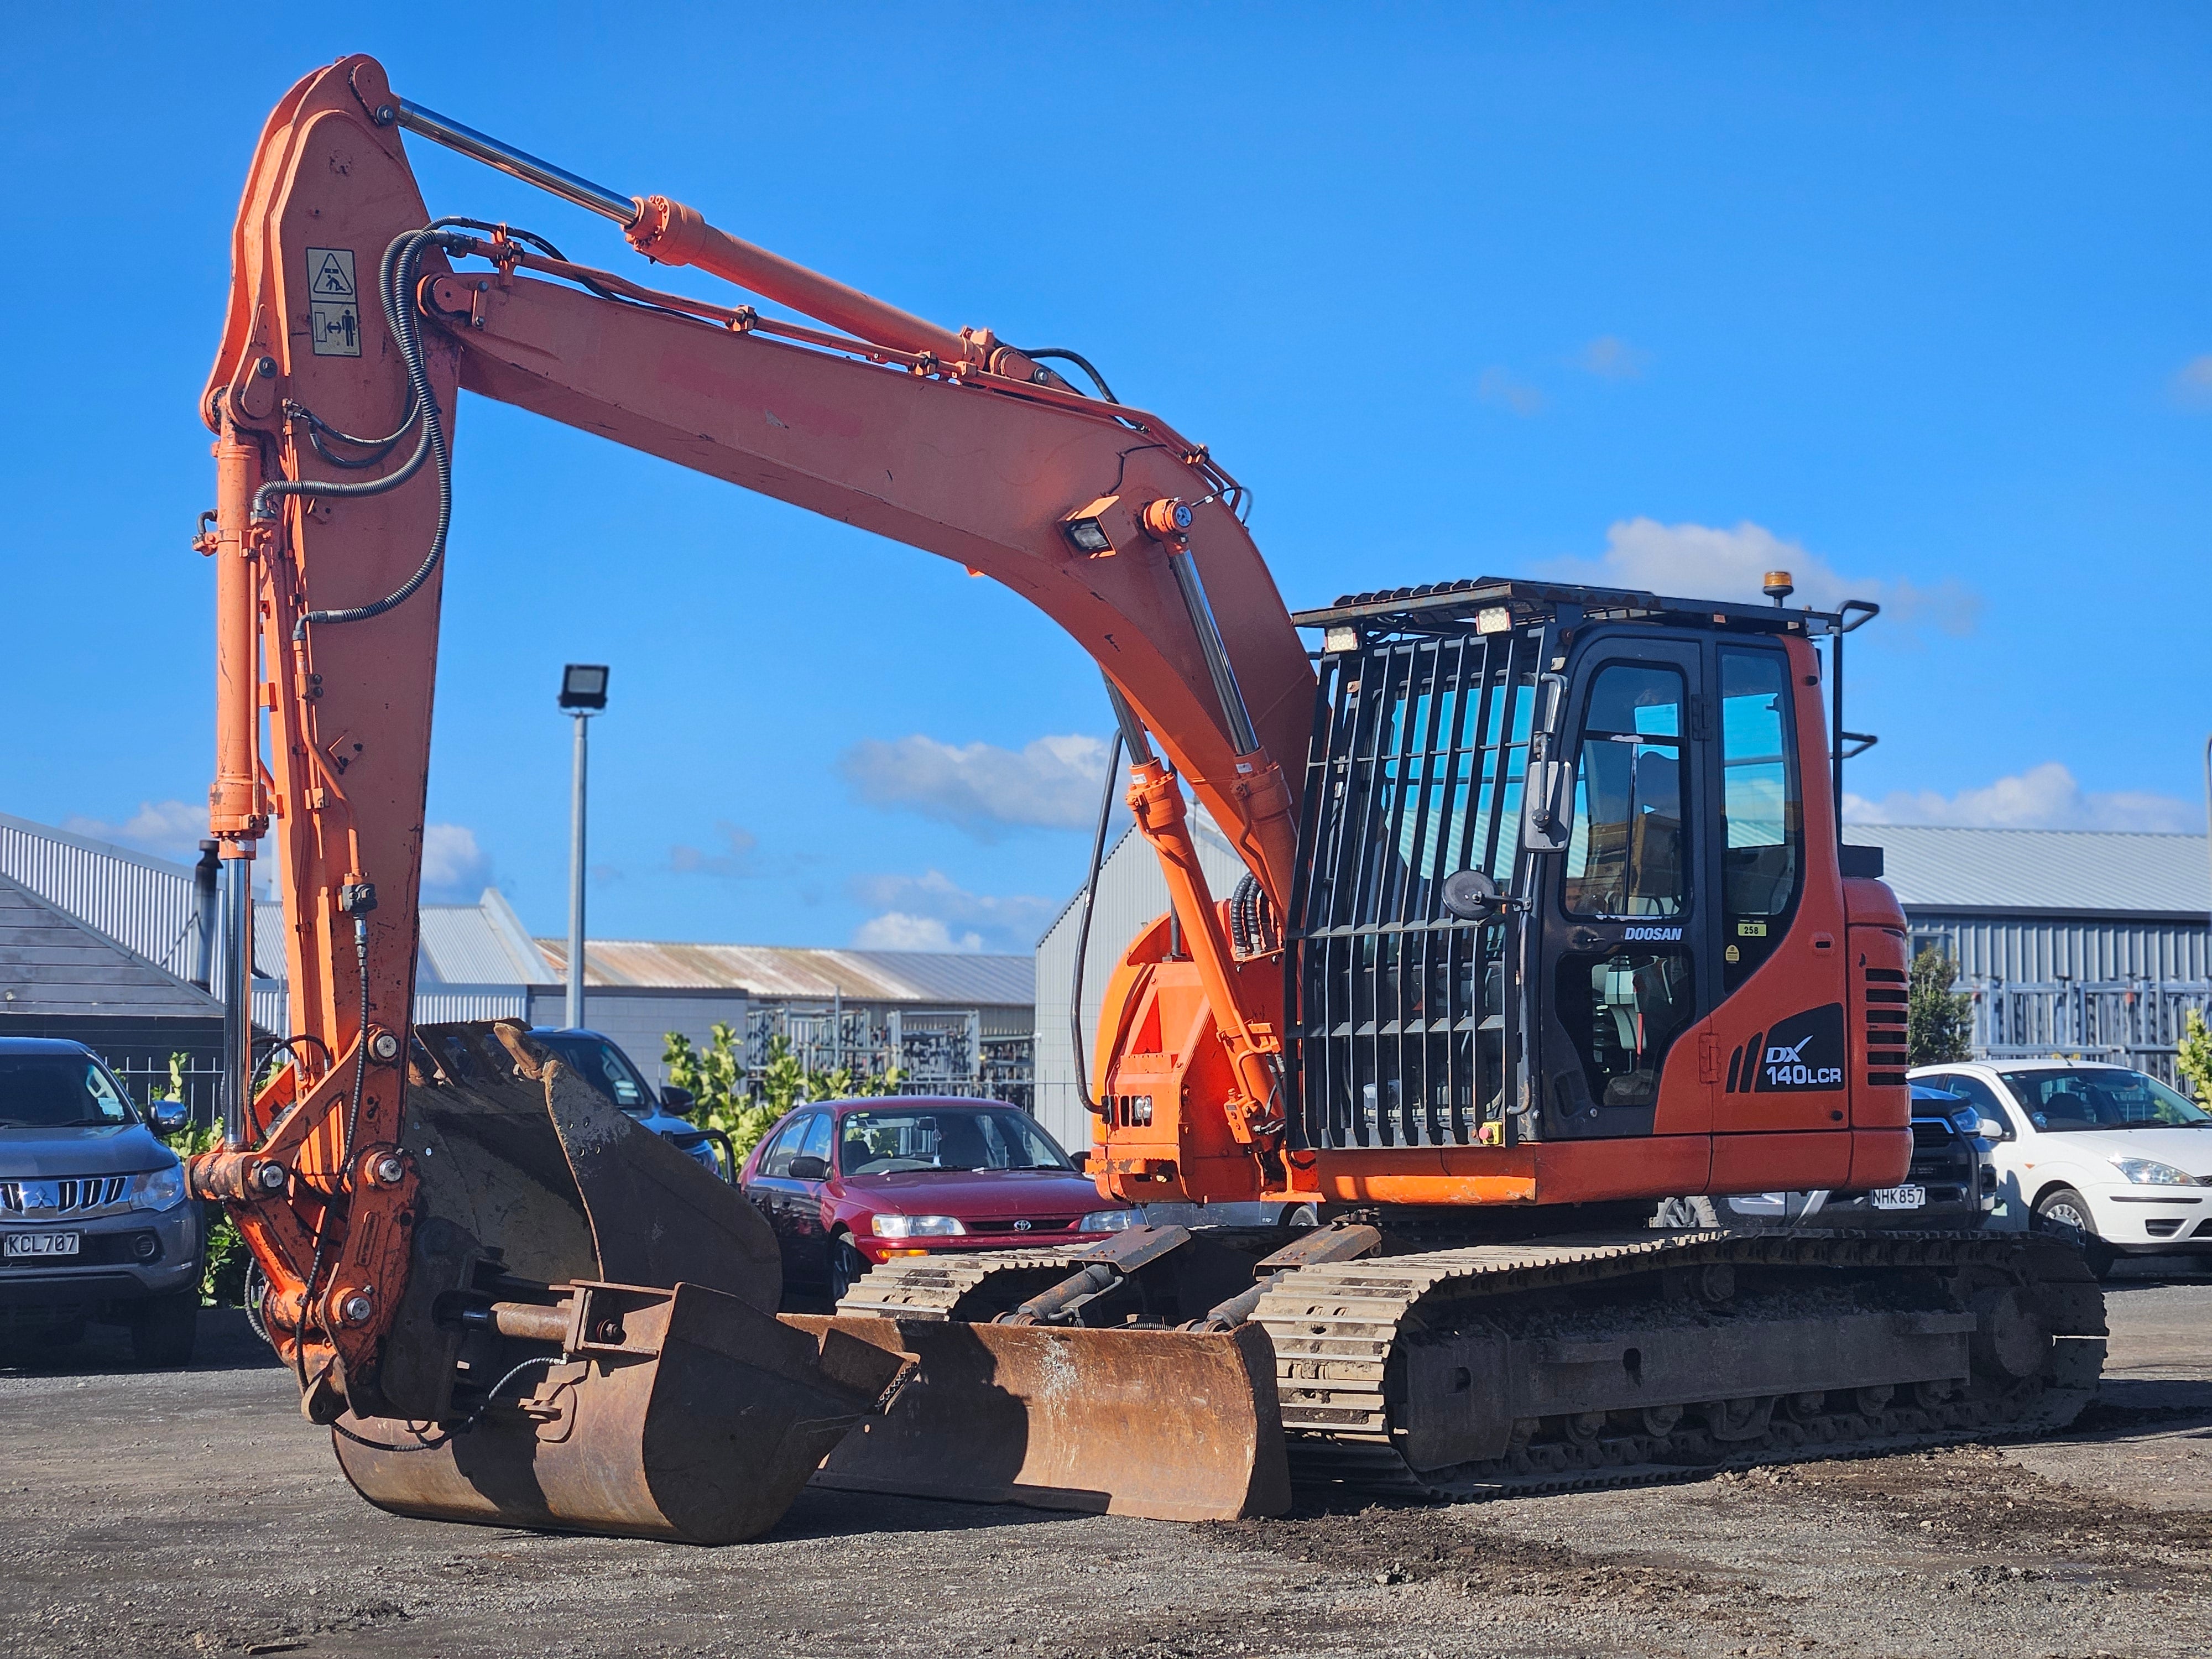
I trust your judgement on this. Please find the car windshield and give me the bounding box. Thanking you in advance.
[531,1034,655,1115]
[1999,1068,2211,1132]
[837,1107,1071,1175]
[0,1055,135,1128]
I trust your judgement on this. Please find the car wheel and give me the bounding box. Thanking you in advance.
[129,1290,200,1369]
[829,1234,872,1304]
[1653,1196,1721,1229]
[2035,1186,2117,1280]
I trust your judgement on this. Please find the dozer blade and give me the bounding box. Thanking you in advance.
[333,1021,904,1544]
[787,1314,1291,1522]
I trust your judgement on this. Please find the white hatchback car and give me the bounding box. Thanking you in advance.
[1910,1059,2212,1277]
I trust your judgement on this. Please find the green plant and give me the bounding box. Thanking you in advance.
[2177,1008,2212,1108]
[173,1119,251,1308]
[665,1023,778,1158]
[662,1027,906,1160]
[1906,948,1974,1067]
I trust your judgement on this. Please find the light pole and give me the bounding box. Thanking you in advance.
[559,664,609,1030]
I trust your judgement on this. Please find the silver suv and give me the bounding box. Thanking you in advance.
[0,1037,203,1365]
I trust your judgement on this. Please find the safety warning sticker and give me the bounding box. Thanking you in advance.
[306,248,362,357]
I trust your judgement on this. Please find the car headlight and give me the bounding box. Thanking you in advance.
[1946,1107,1981,1136]
[870,1214,966,1238]
[132,1166,187,1212]
[1079,1208,1138,1232]
[2111,1156,2197,1186]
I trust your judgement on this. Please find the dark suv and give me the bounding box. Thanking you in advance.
[0,1037,203,1364]
[1659,1082,1994,1229]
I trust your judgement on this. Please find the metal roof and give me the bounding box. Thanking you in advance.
[534,939,1034,1006]
[0,872,223,1021]
[0,810,200,978]
[1842,825,2210,916]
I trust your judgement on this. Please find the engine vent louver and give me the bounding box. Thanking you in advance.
[1863,964,1909,1087]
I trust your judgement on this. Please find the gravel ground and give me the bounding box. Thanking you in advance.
[2,1262,2207,1659]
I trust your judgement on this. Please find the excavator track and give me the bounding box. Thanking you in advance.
[1254,1228,2105,1503]
[832,1248,1081,1320]
[836,1227,2104,1512]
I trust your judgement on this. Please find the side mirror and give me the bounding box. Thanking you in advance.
[1976,1117,2007,1141]
[660,1084,696,1117]
[1441,869,1523,923]
[787,1154,830,1181]
[147,1099,190,1138]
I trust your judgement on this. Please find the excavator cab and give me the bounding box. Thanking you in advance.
[1286,576,1870,1180]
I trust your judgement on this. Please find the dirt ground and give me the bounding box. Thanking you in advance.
[3,1262,2208,1659]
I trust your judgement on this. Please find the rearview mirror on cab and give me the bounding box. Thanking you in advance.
[147,1099,190,1137]
[787,1155,830,1181]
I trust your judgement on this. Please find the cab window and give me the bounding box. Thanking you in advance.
[1563,664,1688,919]
[1718,649,1801,990]
[797,1113,835,1167]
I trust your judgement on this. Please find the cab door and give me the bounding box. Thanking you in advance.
[1528,638,1714,1141]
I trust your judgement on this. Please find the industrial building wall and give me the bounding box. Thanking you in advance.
[1912,912,2209,984]
[1033,811,1248,1155]
[524,987,749,1082]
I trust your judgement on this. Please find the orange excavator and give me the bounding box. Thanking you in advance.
[188,55,2104,1543]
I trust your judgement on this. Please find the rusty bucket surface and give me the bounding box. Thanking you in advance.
[335,1282,909,1544]
[334,1022,901,1545]
[789,1314,1291,1522]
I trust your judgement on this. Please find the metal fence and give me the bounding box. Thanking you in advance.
[742,1004,1033,1111]
[1966,978,2212,1086]
[103,1049,226,1130]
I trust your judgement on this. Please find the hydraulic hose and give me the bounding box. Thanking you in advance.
[1069,728,1125,1115]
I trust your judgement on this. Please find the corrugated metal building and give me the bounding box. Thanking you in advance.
[1842,825,2209,981]
[0,811,215,985]
[1031,819,2212,1139]
[2,809,1035,1104]
[1032,805,1246,1153]
[1842,824,2210,1077]
[0,868,227,1115]
[535,939,1035,1101]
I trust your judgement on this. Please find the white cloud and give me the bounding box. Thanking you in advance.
[852,913,984,952]
[839,734,1110,839]
[1844,762,2201,833]
[1541,518,1980,635]
[669,822,759,878]
[1575,335,1652,380]
[420,823,494,902]
[1476,366,1546,416]
[2172,353,2212,410]
[62,800,206,862]
[848,869,1055,954]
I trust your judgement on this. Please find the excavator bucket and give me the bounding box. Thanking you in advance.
[786,1314,1291,1522]
[328,1022,908,1544]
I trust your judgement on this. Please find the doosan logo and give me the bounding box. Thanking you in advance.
[1621,926,1683,942]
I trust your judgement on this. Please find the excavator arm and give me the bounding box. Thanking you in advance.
[186,54,1313,1526]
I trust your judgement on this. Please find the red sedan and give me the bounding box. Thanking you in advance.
[738,1097,1132,1304]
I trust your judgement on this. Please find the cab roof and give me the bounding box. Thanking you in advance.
[1294,576,1861,643]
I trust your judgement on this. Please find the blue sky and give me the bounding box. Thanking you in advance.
[2,6,2205,952]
